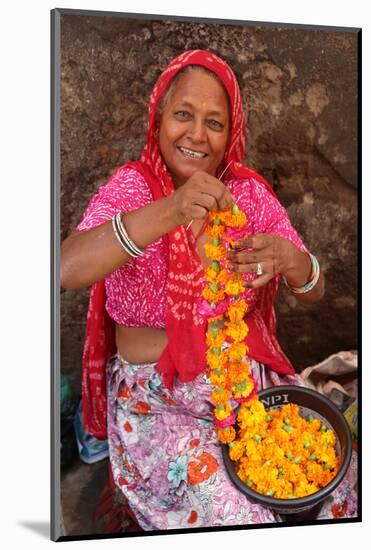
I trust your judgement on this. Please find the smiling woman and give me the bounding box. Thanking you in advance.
[60,49,356,533]
[158,67,230,187]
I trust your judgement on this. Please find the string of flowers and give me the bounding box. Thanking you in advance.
[200,203,257,444]
[200,203,340,499]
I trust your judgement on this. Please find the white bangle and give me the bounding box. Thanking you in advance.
[282,253,320,294]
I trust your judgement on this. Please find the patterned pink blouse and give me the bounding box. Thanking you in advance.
[77,166,306,328]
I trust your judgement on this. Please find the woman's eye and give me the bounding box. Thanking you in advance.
[175,111,191,120]
[208,119,224,130]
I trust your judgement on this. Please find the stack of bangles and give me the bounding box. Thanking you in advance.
[282,253,320,294]
[111,212,146,258]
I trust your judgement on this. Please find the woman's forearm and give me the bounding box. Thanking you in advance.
[61,195,177,289]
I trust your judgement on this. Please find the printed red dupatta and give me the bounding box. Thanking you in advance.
[81,50,294,439]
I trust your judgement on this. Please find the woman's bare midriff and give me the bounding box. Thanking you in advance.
[115,324,168,364]
[115,219,213,365]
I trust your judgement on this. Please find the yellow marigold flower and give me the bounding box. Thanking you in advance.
[225,320,249,342]
[227,299,248,322]
[204,267,218,282]
[232,377,255,399]
[319,430,336,446]
[204,242,226,261]
[206,349,225,370]
[228,342,248,362]
[204,266,228,283]
[244,440,263,463]
[231,400,340,498]
[225,276,245,296]
[215,403,233,421]
[241,397,264,414]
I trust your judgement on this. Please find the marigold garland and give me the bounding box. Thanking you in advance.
[201,202,340,500]
[202,203,253,444]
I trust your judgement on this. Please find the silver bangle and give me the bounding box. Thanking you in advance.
[282,253,320,294]
[115,212,145,256]
[112,213,145,258]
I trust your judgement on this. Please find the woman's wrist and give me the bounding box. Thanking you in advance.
[162,194,184,229]
[282,245,313,289]
[283,248,322,295]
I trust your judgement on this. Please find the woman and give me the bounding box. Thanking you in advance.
[61,50,357,531]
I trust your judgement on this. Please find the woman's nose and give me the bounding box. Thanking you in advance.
[188,118,206,143]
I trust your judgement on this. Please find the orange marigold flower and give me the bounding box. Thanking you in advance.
[205,224,225,239]
[202,285,225,303]
[227,299,248,322]
[211,387,231,405]
[225,320,249,342]
[209,371,227,387]
[231,400,340,499]
[223,210,247,228]
[228,439,245,461]
[204,242,226,261]
[217,426,236,444]
[227,360,251,381]
[206,331,226,348]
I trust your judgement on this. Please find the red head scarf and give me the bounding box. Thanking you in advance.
[81,50,293,439]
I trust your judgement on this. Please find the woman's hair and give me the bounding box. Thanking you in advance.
[156,64,230,122]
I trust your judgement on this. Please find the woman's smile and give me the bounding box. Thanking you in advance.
[158,69,230,187]
[177,146,208,160]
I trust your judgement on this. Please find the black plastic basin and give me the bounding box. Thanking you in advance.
[222,385,352,517]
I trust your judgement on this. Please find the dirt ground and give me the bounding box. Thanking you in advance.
[61,457,108,537]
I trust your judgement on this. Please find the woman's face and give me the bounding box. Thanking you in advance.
[158,69,230,188]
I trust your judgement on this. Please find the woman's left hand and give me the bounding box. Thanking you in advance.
[227,233,310,290]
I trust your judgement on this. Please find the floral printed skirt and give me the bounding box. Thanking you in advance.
[106,355,358,531]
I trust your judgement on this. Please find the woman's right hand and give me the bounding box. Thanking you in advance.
[61,171,233,289]
[169,170,234,226]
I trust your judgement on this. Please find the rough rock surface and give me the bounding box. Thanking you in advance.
[59,14,358,392]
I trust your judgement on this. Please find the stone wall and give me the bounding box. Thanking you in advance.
[59,13,358,392]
